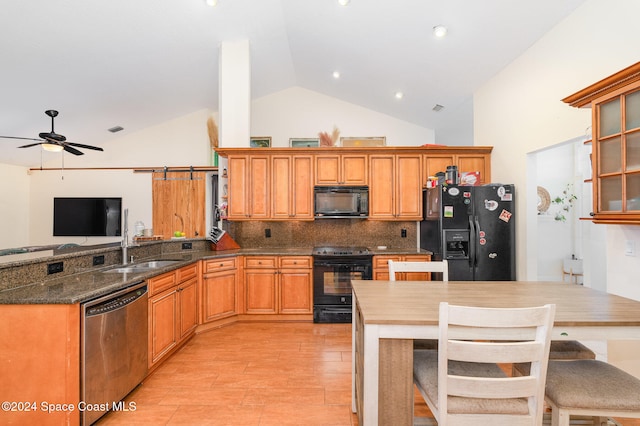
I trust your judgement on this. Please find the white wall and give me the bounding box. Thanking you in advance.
[474,0,640,299]
[251,87,435,147]
[0,164,30,248]
[1,87,435,249]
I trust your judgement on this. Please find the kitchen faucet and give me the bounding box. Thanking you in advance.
[122,208,130,265]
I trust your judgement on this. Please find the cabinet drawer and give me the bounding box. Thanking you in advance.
[203,257,237,273]
[148,271,177,296]
[404,255,431,262]
[279,256,312,269]
[176,263,198,282]
[373,255,401,269]
[244,256,277,269]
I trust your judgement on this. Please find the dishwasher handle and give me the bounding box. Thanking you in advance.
[85,283,147,317]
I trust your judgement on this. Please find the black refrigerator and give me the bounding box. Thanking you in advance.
[420,184,516,281]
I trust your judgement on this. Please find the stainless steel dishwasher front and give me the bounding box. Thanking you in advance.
[81,281,148,425]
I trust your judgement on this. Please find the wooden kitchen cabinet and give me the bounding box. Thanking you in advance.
[279,256,313,313]
[423,152,491,184]
[315,153,368,185]
[369,154,422,220]
[563,62,640,224]
[244,256,312,314]
[373,254,431,280]
[202,257,239,322]
[227,155,270,220]
[272,154,314,219]
[152,171,206,239]
[148,264,198,369]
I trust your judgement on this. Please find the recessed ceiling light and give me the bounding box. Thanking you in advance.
[108,126,124,133]
[432,104,444,112]
[433,25,448,38]
[332,71,341,79]
[395,92,404,99]
[338,0,350,6]
[205,0,218,6]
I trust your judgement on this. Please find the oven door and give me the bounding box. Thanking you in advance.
[313,256,372,305]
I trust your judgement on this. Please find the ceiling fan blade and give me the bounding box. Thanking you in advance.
[18,142,45,148]
[0,135,44,142]
[65,142,104,151]
[63,145,84,156]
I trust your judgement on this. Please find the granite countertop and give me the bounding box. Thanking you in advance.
[0,246,429,305]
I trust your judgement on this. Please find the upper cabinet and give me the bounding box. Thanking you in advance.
[216,146,492,222]
[315,153,367,185]
[563,62,640,224]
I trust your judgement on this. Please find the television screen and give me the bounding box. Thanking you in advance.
[53,197,122,237]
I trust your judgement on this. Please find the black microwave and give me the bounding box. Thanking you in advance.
[314,186,369,218]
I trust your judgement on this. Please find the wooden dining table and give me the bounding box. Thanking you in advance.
[351,280,640,426]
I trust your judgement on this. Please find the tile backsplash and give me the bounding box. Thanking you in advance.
[225,220,418,249]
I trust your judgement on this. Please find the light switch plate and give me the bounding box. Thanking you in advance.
[625,240,635,256]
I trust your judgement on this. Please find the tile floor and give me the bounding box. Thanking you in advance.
[96,322,640,426]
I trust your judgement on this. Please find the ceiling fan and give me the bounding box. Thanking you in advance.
[0,110,104,155]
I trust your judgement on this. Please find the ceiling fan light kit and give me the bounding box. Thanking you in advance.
[0,110,104,156]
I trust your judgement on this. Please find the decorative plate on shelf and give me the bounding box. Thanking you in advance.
[537,186,551,213]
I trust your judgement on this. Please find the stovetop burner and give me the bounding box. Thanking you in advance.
[313,246,371,256]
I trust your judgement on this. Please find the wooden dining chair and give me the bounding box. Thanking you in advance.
[388,259,448,350]
[388,259,449,281]
[544,359,640,426]
[413,302,556,426]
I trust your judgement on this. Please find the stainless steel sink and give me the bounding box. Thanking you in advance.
[103,259,182,274]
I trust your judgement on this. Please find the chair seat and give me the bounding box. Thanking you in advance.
[413,350,530,415]
[548,340,595,360]
[545,360,640,411]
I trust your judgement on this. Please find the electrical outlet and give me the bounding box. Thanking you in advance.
[265,228,271,238]
[47,261,64,275]
[625,240,635,256]
[401,228,407,238]
[92,255,105,266]
[182,242,193,250]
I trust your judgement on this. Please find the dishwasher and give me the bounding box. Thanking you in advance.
[81,281,148,425]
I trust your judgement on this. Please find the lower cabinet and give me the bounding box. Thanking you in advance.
[244,256,312,315]
[373,254,432,281]
[148,264,198,369]
[202,257,239,322]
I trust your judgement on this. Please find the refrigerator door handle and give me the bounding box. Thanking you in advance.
[474,216,481,267]
[468,216,476,268]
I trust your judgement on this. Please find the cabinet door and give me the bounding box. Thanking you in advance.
[292,155,314,218]
[271,155,313,219]
[395,155,422,219]
[149,289,178,367]
[202,269,238,322]
[423,155,455,180]
[227,156,249,219]
[245,270,278,314]
[279,269,312,314]
[248,156,270,219]
[457,155,490,184]
[315,155,341,185]
[178,278,198,339]
[369,156,395,219]
[403,255,432,281]
[342,155,368,185]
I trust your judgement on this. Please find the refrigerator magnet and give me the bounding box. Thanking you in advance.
[499,209,512,222]
[484,199,499,211]
[501,193,513,202]
[444,206,454,217]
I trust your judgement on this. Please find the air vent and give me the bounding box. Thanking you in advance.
[108,126,124,133]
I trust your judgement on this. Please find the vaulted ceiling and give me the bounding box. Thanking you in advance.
[0,0,585,167]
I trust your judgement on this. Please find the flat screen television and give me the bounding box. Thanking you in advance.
[53,197,122,237]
